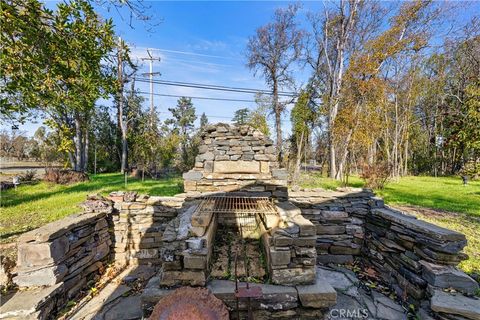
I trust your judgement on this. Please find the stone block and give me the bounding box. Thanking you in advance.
[199,152,214,161]
[184,180,197,191]
[430,289,480,320]
[420,260,479,294]
[317,254,354,264]
[271,267,316,285]
[271,169,288,180]
[14,264,68,287]
[329,244,361,255]
[295,247,317,258]
[182,171,203,181]
[183,253,207,270]
[160,270,206,286]
[254,154,269,161]
[0,283,63,320]
[207,280,298,311]
[133,249,158,259]
[190,225,207,237]
[274,236,293,246]
[316,225,346,235]
[293,236,316,247]
[270,248,291,266]
[296,279,337,308]
[293,215,316,237]
[215,155,230,161]
[204,161,214,172]
[260,161,270,173]
[214,160,260,173]
[17,235,70,267]
[191,210,213,227]
[371,208,466,243]
[320,211,349,220]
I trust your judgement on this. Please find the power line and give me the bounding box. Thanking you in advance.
[133,77,297,97]
[131,46,241,60]
[152,109,291,124]
[137,91,258,103]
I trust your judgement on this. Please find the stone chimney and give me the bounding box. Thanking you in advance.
[183,123,288,198]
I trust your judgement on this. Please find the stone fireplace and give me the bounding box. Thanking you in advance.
[4,123,478,320]
[156,124,318,289]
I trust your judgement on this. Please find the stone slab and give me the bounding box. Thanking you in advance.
[182,171,203,181]
[18,212,105,243]
[0,283,63,319]
[296,278,337,308]
[371,208,466,242]
[213,160,260,174]
[207,280,298,311]
[14,264,68,287]
[420,260,479,294]
[271,267,316,286]
[430,289,480,320]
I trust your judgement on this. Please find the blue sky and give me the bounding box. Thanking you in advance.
[17,1,478,137]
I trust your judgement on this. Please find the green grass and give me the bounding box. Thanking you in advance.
[300,173,480,273]
[0,173,182,241]
[376,176,480,217]
[300,173,480,216]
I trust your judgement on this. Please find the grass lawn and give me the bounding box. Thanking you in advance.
[300,173,480,274]
[0,173,182,242]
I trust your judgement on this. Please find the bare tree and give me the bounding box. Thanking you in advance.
[246,4,304,162]
[306,0,364,179]
[115,37,137,173]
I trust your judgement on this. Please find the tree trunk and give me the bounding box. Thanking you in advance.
[328,124,336,179]
[84,123,89,172]
[117,38,128,174]
[121,130,127,174]
[273,79,282,163]
[68,151,75,170]
[293,130,305,184]
[74,113,83,172]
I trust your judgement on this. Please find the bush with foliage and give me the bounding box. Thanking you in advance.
[18,169,37,183]
[360,162,391,189]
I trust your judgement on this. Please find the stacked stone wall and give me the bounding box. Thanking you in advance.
[289,188,378,264]
[7,199,113,319]
[364,207,477,305]
[107,192,185,267]
[3,187,477,320]
[158,200,217,286]
[288,187,478,319]
[263,201,317,285]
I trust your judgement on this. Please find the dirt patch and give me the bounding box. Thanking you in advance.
[210,227,267,282]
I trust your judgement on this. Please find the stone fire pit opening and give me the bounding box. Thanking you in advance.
[198,195,280,282]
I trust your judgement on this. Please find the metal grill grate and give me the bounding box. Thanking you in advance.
[197,196,277,232]
[198,196,277,215]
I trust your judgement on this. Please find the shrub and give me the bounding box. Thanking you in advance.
[44,168,89,184]
[361,162,391,189]
[18,169,37,183]
[461,161,480,180]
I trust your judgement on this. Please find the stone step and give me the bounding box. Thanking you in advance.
[0,283,63,320]
[420,260,479,295]
[430,289,480,320]
[141,277,337,314]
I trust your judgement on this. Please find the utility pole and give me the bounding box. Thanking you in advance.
[141,49,161,128]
